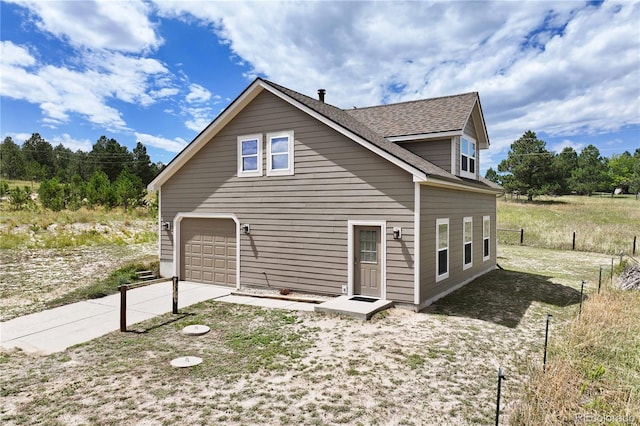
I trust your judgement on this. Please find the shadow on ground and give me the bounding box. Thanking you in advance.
[125,313,194,334]
[424,269,583,328]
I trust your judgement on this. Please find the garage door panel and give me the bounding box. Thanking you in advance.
[180,218,236,287]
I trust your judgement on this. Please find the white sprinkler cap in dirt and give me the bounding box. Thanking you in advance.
[170,356,203,368]
[182,325,211,336]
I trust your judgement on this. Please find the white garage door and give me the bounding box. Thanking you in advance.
[180,218,236,286]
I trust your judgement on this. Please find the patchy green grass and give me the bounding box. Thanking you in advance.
[497,195,640,255]
[44,261,160,309]
[1,246,622,425]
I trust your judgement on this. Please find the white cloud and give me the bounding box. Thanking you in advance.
[155,0,639,161]
[0,40,36,66]
[186,84,211,103]
[51,133,93,152]
[550,139,585,155]
[134,132,187,153]
[184,106,213,132]
[180,84,216,131]
[1,1,178,133]
[4,132,33,144]
[0,42,174,130]
[7,0,162,53]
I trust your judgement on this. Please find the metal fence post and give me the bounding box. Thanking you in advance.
[633,236,637,256]
[611,258,614,285]
[172,276,179,314]
[520,228,524,245]
[598,266,602,294]
[495,367,506,426]
[543,314,552,372]
[578,280,585,319]
[572,231,576,250]
[120,286,127,332]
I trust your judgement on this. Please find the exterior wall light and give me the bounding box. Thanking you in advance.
[242,224,250,234]
[393,227,402,239]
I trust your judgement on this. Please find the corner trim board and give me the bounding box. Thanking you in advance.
[414,182,420,305]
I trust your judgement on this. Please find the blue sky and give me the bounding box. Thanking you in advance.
[1,0,639,173]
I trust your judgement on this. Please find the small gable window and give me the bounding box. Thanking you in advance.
[460,136,476,178]
[267,130,294,176]
[238,134,263,177]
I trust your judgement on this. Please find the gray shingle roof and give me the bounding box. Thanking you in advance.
[345,92,479,138]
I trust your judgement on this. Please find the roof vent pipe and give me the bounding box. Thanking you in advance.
[318,89,326,102]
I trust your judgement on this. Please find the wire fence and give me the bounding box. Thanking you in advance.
[498,228,638,257]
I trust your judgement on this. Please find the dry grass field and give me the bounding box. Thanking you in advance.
[497,195,640,255]
[1,245,619,425]
[1,195,638,425]
[0,207,157,321]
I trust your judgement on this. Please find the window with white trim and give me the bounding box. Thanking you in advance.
[436,218,449,281]
[460,136,476,178]
[267,130,294,176]
[463,217,473,270]
[483,215,490,261]
[237,134,262,177]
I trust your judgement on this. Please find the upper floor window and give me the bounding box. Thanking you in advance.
[237,134,263,177]
[267,130,294,176]
[460,136,476,178]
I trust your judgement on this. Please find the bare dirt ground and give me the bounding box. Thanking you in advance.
[0,220,157,321]
[0,244,612,425]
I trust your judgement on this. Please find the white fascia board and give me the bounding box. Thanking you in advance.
[413,182,420,305]
[420,177,502,195]
[148,81,265,190]
[261,85,427,182]
[387,131,461,143]
[464,100,489,149]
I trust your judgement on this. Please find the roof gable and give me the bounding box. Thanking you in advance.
[149,78,497,192]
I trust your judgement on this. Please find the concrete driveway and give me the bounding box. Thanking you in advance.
[0,281,232,354]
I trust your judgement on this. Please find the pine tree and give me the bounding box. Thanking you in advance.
[497,130,554,201]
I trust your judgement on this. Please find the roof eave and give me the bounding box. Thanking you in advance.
[419,175,504,194]
[387,130,462,143]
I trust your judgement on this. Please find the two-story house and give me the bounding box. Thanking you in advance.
[148,78,502,311]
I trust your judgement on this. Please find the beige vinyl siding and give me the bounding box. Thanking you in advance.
[453,136,461,176]
[464,118,477,139]
[160,90,416,302]
[398,139,452,173]
[419,185,496,303]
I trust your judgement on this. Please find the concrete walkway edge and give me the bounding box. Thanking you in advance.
[1,282,236,355]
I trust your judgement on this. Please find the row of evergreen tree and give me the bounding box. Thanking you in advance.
[486,131,640,201]
[1,133,165,211]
